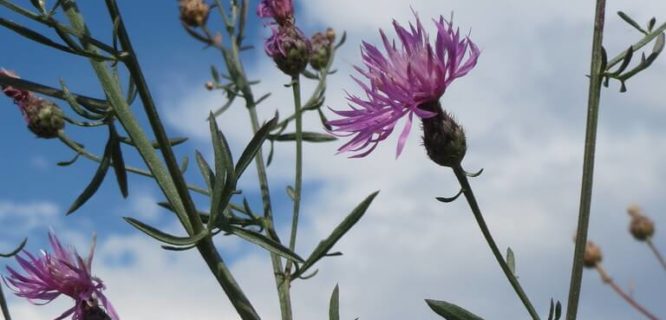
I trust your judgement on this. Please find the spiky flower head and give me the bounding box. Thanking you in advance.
[257,0,294,26]
[265,25,311,76]
[179,0,210,27]
[1,69,65,138]
[328,12,479,158]
[309,28,335,71]
[4,232,118,320]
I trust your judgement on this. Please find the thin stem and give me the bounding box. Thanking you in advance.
[595,264,659,320]
[646,239,666,271]
[285,75,303,275]
[452,165,540,320]
[0,281,11,320]
[566,1,607,319]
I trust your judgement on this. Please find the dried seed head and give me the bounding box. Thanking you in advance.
[583,241,603,268]
[24,99,65,139]
[179,0,210,27]
[420,101,466,167]
[627,204,655,241]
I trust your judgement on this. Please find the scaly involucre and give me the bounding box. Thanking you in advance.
[4,233,118,320]
[328,12,480,158]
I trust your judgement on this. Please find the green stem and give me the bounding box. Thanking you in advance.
[63,1,259,318]
[646,239,666,271]
[0,281,11,320]
[452,165,540,320]
[285,75,303,275]
[607,21,666,69]
[565,1,606,319]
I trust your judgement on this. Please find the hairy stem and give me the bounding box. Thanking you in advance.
[566,1,606,319]
[595,264,659,320]
[452,165,540,320]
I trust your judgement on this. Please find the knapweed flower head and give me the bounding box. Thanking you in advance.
[328,12,480,158]
[309,28,336,71]
[1,69,65,138]
[4,232,118,320]
[257,0,294,26]
[265,25,311,76]
[179,0,210,28]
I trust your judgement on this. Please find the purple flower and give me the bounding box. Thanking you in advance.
[257,0,294,26]
[328,12,480,158]
[264,25,311,76]
[4,233,118,320]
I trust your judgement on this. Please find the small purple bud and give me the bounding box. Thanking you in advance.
[265,25,311,76]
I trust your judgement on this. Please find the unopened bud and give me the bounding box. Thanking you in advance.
[205,81,215,90]
[627,204,655,241]
[24,100,65,139]
[83,305,111,320]
[179,0,210,27]
[420,101,466,167]
[265,26,311,76]
[309,29,334,71]
[583,241,603,268]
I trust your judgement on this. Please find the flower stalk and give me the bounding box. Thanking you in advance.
[452,165,540,320]
[594,264,659,320]
[286,74,303,275]
[565,0,607,318]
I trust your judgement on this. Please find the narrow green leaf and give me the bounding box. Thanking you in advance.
[0,238,27,258]
[227,226,304,263]
[208,112,236,228]
[286,185,296,201]
[617,11,647,34]
[124,217,207,246]
[180,155,189,173]
[425,299,484,320]
[57,153,80,167]
[329,284,340,320]
[0,18,75,54]
[211,65,221,83]
[554,301,562,320]
[614,46,633,75]
[235,115,277,177]
[648,18,656,32]
[298,192,379,275]
[108,125,128,198]
[272,132,337,143]
[548,299,554,320]
[506,247,516,276]
[195,150,215,194]
[119,136,188,148]
[67,139,112,215]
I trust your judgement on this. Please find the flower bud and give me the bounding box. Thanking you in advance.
[583,241,603,268]
[627,204,655,241]
[309,28,335,71]
[24,100,65,139]
[179,0,210,28]
[265,26,311,76]
[83,305,112,320]
[419,101,466,167]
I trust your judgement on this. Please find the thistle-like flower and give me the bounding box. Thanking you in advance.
[265,25,311,76]
[328,12,480,158]
[4,233,118,320]
[257,0,294,26]
[1,69,65,138]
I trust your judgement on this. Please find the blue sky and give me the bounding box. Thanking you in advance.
[2,0,666,319]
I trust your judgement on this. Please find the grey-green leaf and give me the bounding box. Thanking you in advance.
[298,191,379,275]
[425,299,484,320]
[329,284,340,320]
[235,115,277,177]
[195,150,215,194]
[109,125,128,198]
[67,139,112,215]
[124,217,207,246]
[506,247,516,276]
[0,238,27,258]
[272,132,336,143]
[227,226,303,263]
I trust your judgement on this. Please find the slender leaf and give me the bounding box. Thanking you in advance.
[195,150,215,194]
[180,155,189,173]
[272,132,336,143]
[124,217,207,246]
[235,115,277,177]
[548,299,555,320]
[554,301,562,320]
[67,138,113,214]
[298,192,379,275]
[0,238,27,258]
[286,185,296,201]
[617,11,646,34]
[119,136,188,148]
[208,113,236,227]
[210,65,221,83]
[227,226,303,263]
[108,125,128,198]
[506,247,516,276]
[57,153,80,167]
[425,299,484,320]
[329,284,340,320]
